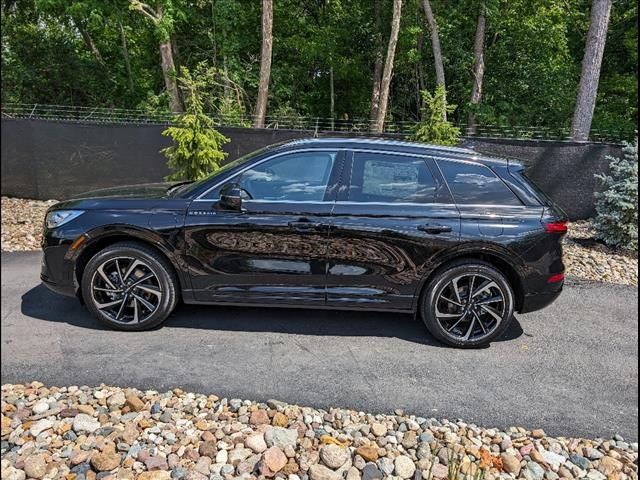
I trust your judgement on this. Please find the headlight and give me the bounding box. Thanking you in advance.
[45,210,84,229]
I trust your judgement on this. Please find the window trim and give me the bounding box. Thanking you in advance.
[337,148,453,206]
[434,157,524,207]
[194,148,342,201]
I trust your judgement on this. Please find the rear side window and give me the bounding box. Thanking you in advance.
[437,160,521,205]
[348,152,451,204]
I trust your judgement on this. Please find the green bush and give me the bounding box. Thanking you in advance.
[593,136,638,250]
[161,67,230,181]
[412,86,461,146]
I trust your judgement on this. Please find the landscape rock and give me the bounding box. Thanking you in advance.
[0,383,635,480]
[73,413,100,433]
[320,445,350,469]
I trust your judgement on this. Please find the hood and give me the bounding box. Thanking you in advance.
[69,182,181,200]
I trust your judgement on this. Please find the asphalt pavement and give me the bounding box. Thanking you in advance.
[1,251,637,440]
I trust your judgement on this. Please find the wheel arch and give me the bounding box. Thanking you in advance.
[414,247,526,314]
[72,226,187,303]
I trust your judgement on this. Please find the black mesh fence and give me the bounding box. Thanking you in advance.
[0,116,624,219]
[1,103,631,143]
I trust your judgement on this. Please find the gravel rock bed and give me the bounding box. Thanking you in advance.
[1,197,637,286]
[563,222,637,286]
[1,197,58,252]
[2,383,637,480]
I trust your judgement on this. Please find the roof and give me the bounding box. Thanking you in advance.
[275,137,516,168]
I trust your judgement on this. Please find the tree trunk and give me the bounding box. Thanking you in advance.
[329,62,335,131]
[159,40,183,113]
[468,8,486,135]
[72,17,105,66]
[369,0,384,126]
[372,0,402,134]
[119,20,134,92]
[254,0,273,128]
[570,0,612,141]
[420,0,446,120]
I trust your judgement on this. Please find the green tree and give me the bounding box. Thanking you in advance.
[161,67,229,181]
[413,85,460,145]
[593,136,638,250]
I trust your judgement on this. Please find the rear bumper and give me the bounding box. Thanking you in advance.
[518,285,563,313]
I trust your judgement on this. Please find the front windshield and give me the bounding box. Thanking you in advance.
[172,145,272,198]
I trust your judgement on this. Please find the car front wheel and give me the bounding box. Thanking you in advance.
[81,241,178,330]
[421,260,515,348]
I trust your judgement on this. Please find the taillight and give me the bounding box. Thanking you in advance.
[545,221,568,233]
[547,273,565,283]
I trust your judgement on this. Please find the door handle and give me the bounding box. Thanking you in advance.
[418,224,452,234]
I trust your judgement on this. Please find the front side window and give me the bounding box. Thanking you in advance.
[347,152,450,204]
[236,151,337,202]
[437,160,521,205]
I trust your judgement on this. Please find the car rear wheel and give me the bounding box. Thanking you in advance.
[420,260,515,348]
[81,241,178,331]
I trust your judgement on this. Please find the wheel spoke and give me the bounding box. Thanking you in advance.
[471,280,498,298]
[93,287,122,293]
[468,275,476,301]
[476,295,503,306]
[132,292,156,312]
[95,298,124,310]
[479,304,503,322]
[97,264,117,289]
[114,293,129,320]
[462,316,477,340]
[450,277,463,303]
[440,295,463,307]
[129,273,154,288]
[446,313,467,332]
[122,259,142,282]
[133,297,139,323]
[114,259,125,286]
[135,284,162,298]
[472,310,487,334]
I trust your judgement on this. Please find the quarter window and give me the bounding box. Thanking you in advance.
[347,152,450,204]
[437,160,521,205]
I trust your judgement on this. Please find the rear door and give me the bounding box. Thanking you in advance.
[326,150,461,311]
[435,159,539,245]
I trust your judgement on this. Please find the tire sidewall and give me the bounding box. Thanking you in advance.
[421,262,515,348]
[81,244,177,331]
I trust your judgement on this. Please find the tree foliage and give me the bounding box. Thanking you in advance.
[1,0,637,139]
[161,67,229,181]
[593,136,638,250]
[413,86,460,145]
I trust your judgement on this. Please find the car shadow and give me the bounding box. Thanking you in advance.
[21,283,524,347]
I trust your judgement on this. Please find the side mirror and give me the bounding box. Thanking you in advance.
[219,182,244,211]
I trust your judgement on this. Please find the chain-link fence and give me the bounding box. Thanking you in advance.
[0,103,629,143]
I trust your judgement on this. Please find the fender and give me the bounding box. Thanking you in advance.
[67,223,191,292]
[411,240,527,312]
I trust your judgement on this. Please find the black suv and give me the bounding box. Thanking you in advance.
[41,138,568,347]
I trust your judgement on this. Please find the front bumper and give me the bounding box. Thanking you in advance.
[41,235,79,298]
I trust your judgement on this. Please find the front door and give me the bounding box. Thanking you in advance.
[326,150,461,311]
[182,149,343,306]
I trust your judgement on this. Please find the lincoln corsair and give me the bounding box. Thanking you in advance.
[41,138,568,347]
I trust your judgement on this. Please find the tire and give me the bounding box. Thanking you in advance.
[81,241,178,331]
[420,260,515,348]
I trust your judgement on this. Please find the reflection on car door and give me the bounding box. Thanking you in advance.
[326,150,461,311]
[182,150,343,306]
